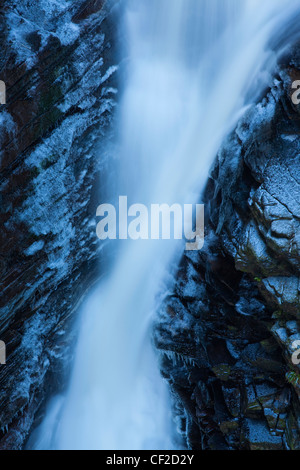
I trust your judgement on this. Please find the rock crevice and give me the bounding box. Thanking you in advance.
[155,53,300,450]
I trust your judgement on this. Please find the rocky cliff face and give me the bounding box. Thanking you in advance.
[0,0,119,449]
[1,1,300,453]
[154,50,300,450]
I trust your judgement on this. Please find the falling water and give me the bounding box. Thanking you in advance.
[31,0,300,450]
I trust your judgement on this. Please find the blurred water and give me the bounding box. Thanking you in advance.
[31,0,300,450]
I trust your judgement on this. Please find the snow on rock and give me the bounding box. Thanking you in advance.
[0,0,120,450]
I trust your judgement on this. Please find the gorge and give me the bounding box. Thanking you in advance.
[0,0,299,451]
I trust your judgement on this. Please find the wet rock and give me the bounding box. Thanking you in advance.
[155,41,300,450]
[0,0,119,449]
[245,419,283,450]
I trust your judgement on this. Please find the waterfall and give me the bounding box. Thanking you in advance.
[30,0,300,450]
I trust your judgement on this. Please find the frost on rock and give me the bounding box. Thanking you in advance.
[0,0,119,450]
[155,61,300,450]
[6,1,80,66]
[24,241,45,256]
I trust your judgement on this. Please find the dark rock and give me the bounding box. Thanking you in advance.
[0,0,119,449]
[154,41,300,450]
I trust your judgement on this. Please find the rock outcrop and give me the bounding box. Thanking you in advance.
[1,0,300,452]
[154,49,300,450]
[0,0,119,449]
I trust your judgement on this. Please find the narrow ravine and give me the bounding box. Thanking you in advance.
[30,0,300,450]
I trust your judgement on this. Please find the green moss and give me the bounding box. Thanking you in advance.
[40,154,58,170]
[260,338,278,353]
[228,325,238,332]
[285,411,300,450]
[219,420,239,434]
[32,154,59,178]
[52,65,65,81]
[40,84,63,111]
[272,310,283,320]
[286,371,300,387]
[32,81,64,141]
[212,364,232,381]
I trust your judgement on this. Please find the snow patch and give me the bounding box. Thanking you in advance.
[24,240,45,256]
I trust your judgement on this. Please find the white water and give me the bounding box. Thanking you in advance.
[31,0,300,450]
